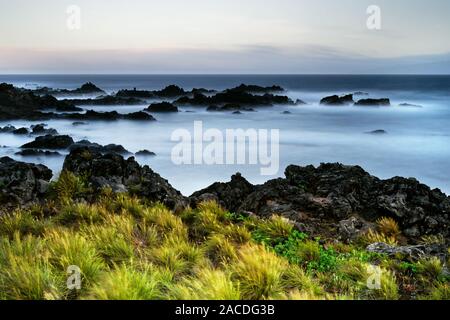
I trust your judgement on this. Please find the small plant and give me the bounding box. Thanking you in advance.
[169,268,240,300]
[204,234,238,265]
[231,243,287,300]
[376,217,400,238]
[51,170,87,201]
[416,257,443,278]
[0,210,48,239]
[84,265,166,300]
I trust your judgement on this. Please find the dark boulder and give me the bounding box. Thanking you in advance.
[355,98,391,106]
[116,89,156,99]
[190,173,255,213]
[21,135,74,149]
[63,148,187,210]
[146,102,179,113]
[63,110,155,121]
[320,94,354,105]
[0,157,52,205]
[228,84,284,94]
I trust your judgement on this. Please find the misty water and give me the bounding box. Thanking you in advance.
[1,75,449,196]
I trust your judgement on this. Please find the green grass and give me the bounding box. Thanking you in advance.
[0,180,447,300]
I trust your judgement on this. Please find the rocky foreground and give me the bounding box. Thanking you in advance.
[0,149,449,300]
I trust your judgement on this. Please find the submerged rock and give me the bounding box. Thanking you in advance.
[366,129,388,135]
[63,148,187,210]
[355,98,391,106]
[0,156,52,205]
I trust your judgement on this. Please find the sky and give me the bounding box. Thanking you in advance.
[0,0,449,74]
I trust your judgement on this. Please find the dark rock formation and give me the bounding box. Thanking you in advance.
[72,121,86,126]
[175,90,295,107]
[367,242,448,262]
[0,125,16,133]
[63,96,143,106]
[116,89,156,99]
[63,148,187,210]
[193,163,450,241]
[355,98,391,106]
[228,84,284,94]
[123,111,156,121]
[135,150,156,156]
[153,85,186,97]
[0,83,77,120]
[207,104,255,112]
[0,157,52,205]
[320,94,354,105]
[15,149,61,157]
[190,173,255,213]
[399,103,423,108]
[69,140,130,154]
[31,124,58,136]
[21,135,74,149]
[146,102,179,113]
[366,130,388,135]
[63,110,156,121]
[12,127,29,135]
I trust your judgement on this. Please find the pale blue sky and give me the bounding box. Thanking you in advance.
[1,0,449,73]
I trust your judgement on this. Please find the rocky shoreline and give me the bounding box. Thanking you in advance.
[1,149,449,245]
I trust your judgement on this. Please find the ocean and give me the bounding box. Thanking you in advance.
[1,74,449,195]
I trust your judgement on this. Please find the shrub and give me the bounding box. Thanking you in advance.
[46,229,105,289]
[84,265,166,300]
[376,217,400,238]
[52,170,87,201]
[204,234,238,265]
[0,233,63,300]
[169,268,240,300]
[0,210,48,238]
[231,244,287,300]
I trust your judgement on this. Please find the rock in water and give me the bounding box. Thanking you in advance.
[355,98,391,106]
[21,135,74,149]
[63,148,187,210]
[320,94,354,105]
[146,102,179,113]
[0,157,52,205]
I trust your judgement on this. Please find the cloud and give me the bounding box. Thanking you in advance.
[1,45,449,74]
